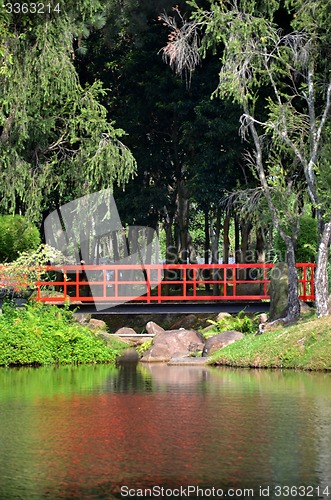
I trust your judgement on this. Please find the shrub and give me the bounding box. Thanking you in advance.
[136,339,153,356]
[205,311,258,336]
[0,244,69,298]
[0,302,127,366]
[0,215,41,263]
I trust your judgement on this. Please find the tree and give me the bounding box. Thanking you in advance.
[160,0,331,319]
[0,2,136,221]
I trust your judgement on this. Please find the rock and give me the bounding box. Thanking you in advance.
[300,300,311,314]
[216,312,232,321]
[141,329,205,363]
[75,313,92,325]
[87,318,108,330]
[202,330,244,357]
[262,318,294,332]
[236,283,263,296]
[114,327,138,335]
[201,324,216,333]
[258,313,268,324]
[95,331,117,346]
[269,262,288,321]
[169,314,198,330]
[146,321,165,335]
[167,357,210,365]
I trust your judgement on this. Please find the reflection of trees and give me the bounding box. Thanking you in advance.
[143,364,210,393]
[0,365,118,402]
[1,365,331,497]
[105,359,154,393]
[315,397,331,487]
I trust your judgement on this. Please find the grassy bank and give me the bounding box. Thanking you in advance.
[0,302,127,367]
[209,315,331,371]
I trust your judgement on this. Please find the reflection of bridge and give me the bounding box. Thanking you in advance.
[33,263,315,314]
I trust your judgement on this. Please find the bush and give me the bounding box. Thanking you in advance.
[205,311,258,336]
[0,302,127,366]
[274,214,318,263]
[136,339,153,356]
[0,215,41,262]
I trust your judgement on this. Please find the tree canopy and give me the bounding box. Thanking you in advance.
[0,1,137,220]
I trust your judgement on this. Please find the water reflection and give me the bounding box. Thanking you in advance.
[0,364,330,499]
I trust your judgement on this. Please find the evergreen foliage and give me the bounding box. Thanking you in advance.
[0,2,136,220]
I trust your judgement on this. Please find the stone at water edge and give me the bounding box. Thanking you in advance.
[146,321,164,335]
[87,318,108,330]
[75,313,92,326]
[216,312,232,321]
[140,328,205,363]
[114,327,138,335]
[202,330,244,357]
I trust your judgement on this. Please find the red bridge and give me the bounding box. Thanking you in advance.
[31,262,315,314]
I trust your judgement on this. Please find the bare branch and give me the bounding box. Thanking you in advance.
[158,7,202,83]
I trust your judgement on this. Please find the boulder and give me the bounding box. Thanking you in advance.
[114,327,138,335]
[140,329,205,363]
[268,262,288,321]
[258,313,268,324]
[300,300,311,314]
[96,331,135,346]
[75,313,92,326]
[202,330,244,357]
[146,321,165,335]
[201,324,216,334]
[87,318,108,330]
[169,314,198,330]
[216,312,232,321]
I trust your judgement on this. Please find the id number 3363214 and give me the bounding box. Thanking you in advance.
[4,3,60,14]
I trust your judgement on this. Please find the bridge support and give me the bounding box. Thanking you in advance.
[70,302,271,315]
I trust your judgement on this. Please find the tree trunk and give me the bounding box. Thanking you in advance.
[234,215,240,263]
[223,212,230,264]
[240,221,252,263]
[204,208,210,291]
[163,206,174,264]
[256,226,265,263]
[315,221,331,317]
[176,178,189,263]
[204,208,210,265]
[111,231,120,262]
[187,232,198,264]
[285,239,300,321]
[210,208,221,295]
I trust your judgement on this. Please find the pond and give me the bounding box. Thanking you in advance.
[0,359,330,499]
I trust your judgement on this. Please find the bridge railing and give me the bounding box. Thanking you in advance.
[26,262,315,303]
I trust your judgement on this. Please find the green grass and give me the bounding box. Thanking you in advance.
[209,314,331,371]
[0,301,127,367]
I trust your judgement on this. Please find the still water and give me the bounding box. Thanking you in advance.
[0,360,330,499]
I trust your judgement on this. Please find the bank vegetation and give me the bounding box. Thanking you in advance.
[0,302,127,367]
[210,314,331,371]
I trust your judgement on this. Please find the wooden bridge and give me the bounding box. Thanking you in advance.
[28,262,315,314]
